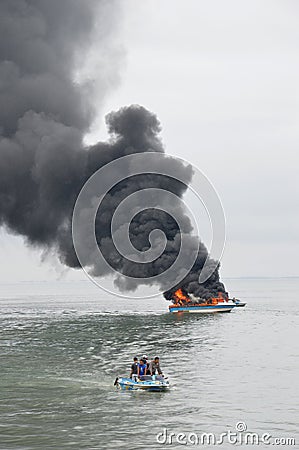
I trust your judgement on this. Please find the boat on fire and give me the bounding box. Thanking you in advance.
[168,289,238,314]
[114,375,170,392]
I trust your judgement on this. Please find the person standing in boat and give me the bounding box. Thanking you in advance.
[137,358,147,378]
[142,354,150,374]
[130,356,138,380]
[149,356,163,376]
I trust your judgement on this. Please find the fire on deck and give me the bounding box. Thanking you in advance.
[168,289,245,314]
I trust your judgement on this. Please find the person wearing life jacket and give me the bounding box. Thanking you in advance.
[137,358,147,378]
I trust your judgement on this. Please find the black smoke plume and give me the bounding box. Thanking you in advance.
[0,0,227,300]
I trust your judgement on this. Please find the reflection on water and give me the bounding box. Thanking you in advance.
[1,279,299,449]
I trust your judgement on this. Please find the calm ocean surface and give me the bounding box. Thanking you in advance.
[1,278,298,449]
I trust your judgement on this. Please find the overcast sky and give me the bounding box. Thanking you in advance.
[0,0,298,282]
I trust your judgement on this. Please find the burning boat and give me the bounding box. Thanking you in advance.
[168,289,237,314]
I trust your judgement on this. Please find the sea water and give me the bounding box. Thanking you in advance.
[1,278,298,449]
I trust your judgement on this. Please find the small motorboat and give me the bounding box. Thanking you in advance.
[168,290,239,314]
[114,375,170,392]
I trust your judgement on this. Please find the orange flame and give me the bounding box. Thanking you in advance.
[173,288,189,304]
[217,292,228,302]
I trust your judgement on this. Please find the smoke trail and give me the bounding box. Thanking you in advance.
[0,1,227,300]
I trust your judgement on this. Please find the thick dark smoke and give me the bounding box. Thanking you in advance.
[0,1,227,300]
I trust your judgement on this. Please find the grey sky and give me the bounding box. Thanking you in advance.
[0,0,298,282]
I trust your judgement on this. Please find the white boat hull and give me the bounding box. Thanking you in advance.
[169,303,236,314]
